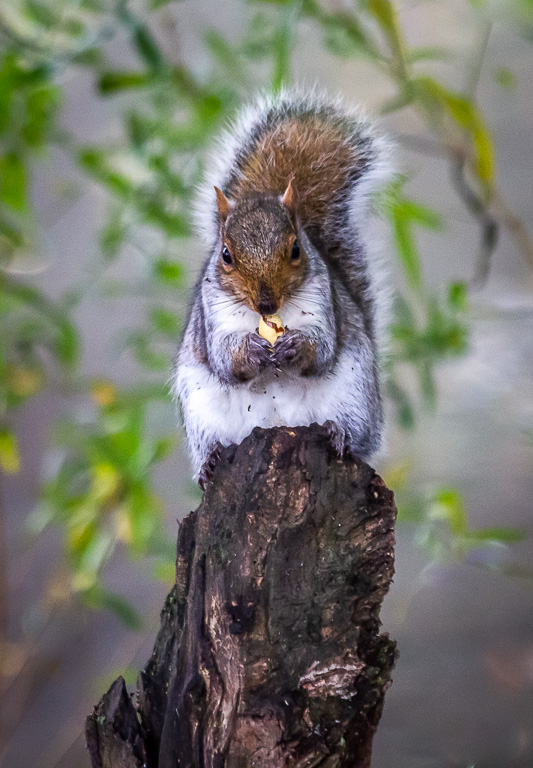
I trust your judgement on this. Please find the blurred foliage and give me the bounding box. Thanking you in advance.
[1,0,532,629]
[27,383,175,623]
[388,462,526,566]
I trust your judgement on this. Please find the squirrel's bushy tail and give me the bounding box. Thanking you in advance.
[195,87,392,244]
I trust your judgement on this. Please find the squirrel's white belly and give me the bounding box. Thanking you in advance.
[179,347,366,471]
[186,369,333,445]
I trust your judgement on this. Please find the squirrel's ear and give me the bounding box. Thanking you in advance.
[281,178,298,224]
[214,186,232,222]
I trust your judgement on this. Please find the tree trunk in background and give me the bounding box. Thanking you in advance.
[86,424,397,768]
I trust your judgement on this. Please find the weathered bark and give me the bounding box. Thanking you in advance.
[86,677,147,768]
[86,424,397,767]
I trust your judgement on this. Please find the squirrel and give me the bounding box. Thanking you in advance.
[173,88,392,487]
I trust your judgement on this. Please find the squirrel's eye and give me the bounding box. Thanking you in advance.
[291,239,300,261]
[222,245,233,265]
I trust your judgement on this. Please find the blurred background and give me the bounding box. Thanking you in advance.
[0,0,532,766]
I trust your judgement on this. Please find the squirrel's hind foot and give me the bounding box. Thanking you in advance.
[198,441,225,491]
[323,420,359,462]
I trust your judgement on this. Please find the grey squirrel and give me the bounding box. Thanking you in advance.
[173,88,392,487]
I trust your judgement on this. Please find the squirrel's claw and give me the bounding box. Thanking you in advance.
[273,329,304,365]
[247,332,275,368]
[323,420,358,461]
[198,441,225,491]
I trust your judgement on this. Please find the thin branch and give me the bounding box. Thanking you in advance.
[491,192,533,268]
[450,157,499,290]
[393,132,449,158]
[465,21,493,98]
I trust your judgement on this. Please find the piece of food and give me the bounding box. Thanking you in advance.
[258,314,285,346]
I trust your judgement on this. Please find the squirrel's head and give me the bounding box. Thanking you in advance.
[213,181,306,315]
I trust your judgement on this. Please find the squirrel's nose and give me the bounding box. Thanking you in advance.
[257,299,278,316]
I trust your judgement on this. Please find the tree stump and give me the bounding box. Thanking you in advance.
[86,424,397,767]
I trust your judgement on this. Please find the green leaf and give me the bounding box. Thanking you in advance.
[152,437,175,462]
[98,71,152,93]
[128,332,169,371]
[77,528,115,573]
[133,25,165,70]
[401,200,443,230]
[382,182,442,293]
[391,216,423,292]
[272,4,297,90]
[494,67,517,89]
[154,258,184,286]
[429,488,468,537]
[143,202,190,238]
[116,4,166,71]
[150,0,183,8]
[0,154,27,212]
[367,0,399,35]
[0,428,20,473]
[366,0,408,69]
[323,21,369,59]
[72,48,103,68]
[24,0,57,28]
[242,13,276,59]
[53,321,79,366]
[205,29,244,78]
[448,281,468,310]
[408,46,450,63]
[309,8,377,60]
[0,218,24,266]
[100,213,126,260]
[79,150,132,196]
[194,93,224,125]
[1,279,79,366]
[465,527,525,544]
[418,359,437,408]
[386,379,416,429]
[24,85,60,148]
[128,489,158,548]
[150,307,181,337]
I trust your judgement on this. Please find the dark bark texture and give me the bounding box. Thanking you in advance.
[86,424,397,768]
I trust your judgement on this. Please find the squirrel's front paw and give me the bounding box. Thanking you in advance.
[273,329,316,375]
[232,333,273,383]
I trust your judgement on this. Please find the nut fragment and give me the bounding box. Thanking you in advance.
[258,314,285,346]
